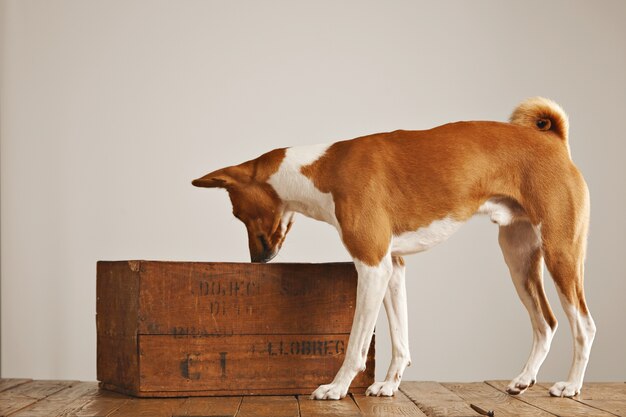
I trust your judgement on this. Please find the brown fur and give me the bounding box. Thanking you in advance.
[193,101,590,314]
[192,148,288,261]
[510,96,569,142]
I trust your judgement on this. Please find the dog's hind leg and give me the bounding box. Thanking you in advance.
[365,256,412,396]
[541,203,595,397]
[499,221,558,395]
[311,254,393,400]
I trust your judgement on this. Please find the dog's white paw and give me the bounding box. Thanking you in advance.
[310,383,348,400]
[506,372,536,395]
[365,381,398,397]
[549,381,580,398]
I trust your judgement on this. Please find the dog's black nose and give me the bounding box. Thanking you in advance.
[250,250,277,263]
[250,256,269,263]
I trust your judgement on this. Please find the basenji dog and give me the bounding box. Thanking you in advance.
[193,97,595,400]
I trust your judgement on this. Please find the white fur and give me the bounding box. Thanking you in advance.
[499,221,555,395]
[366,259,411,397]
[477,198,526,226]
[550,290,596,397]
[267,144,339,227]
[391,217,463,256]
[389,198,524,256]
[311,253,393,400]
[279,211,295,235]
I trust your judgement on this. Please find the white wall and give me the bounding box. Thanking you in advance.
[1,0,625,384]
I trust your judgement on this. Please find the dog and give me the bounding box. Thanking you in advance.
[192,97,595,400]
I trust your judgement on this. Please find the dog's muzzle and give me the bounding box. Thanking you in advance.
[250,250,277,263]
[251,234,277,263]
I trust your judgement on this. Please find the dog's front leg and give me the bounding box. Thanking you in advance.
[365,256,411,396]
[311,255,393,400]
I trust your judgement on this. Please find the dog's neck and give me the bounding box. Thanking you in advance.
[267,144,339,227]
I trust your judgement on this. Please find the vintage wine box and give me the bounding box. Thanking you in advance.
[96,261,374,397]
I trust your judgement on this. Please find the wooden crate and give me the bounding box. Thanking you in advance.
[96,261,374,397]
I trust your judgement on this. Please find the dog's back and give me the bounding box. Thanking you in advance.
[299,115,578,235]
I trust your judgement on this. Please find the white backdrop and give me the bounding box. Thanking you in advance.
[2,0,625,384]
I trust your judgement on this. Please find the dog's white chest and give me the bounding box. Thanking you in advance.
[268,144,338,226]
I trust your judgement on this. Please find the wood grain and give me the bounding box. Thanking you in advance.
[10,382,98,417]
[107,398,186,417]
[172,396,241,417]
[443,382,555,417]
[70,389,130,417]
[0,380,77,416]
[353,390,428,416]
[137,334,373,394]
[579,382,626,400]
[96,261,140,392]
[1,380,624,416]
[537,382,626,417]
[237,396,299,417]
[486,380,615,417]
[399,381,481,416]
[0,380,31,394]
[136,261,359,335]
[298,395,361,417]
[97,261,373,396]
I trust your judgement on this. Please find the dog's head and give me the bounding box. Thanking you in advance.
[192,158,293,263]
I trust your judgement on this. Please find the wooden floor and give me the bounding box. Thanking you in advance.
[0,379,624,417]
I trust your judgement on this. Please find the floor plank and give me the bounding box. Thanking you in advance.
[0,380,77,416]
[443,382,556,417]
[237,396,298,417]
[577,382,626,416]
[580,382,626,400]
[107,398,186,417]
[173,396,242,417]
[298,395,361,417]
[10,382,98,417]
[0,380,622,416]
[353,390,428,416]
[68,389,130,417]
[399,381,481,416]
[576,400,626,417]
[0,380,32,394]
[486,380,615,417]
[537,382,625,417]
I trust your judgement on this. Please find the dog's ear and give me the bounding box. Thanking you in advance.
[192,167,234,188]
[192,164,252,189]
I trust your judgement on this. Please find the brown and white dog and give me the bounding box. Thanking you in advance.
[193,97,595,400]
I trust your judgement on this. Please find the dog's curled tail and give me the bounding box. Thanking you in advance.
[509,97,569,142]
